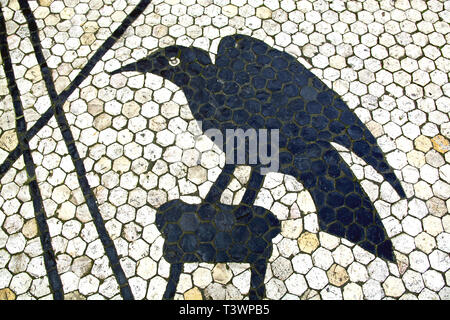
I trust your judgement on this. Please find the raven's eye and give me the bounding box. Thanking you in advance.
[169,57,180,66]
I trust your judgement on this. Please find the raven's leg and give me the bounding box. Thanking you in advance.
[249,259,268,300]
[241,168,265,206]
[286,144,395,262]
[205,164,235,203]
[163,263,183,300]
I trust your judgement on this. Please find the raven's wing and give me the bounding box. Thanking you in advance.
[216,34,404,261]
[217,34,405,199]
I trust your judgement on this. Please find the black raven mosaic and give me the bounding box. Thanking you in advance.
[112,35,406,266]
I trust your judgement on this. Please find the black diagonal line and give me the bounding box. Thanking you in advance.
[0,0,152,181]
[18,0,137,300]
[0,6,64,300]
[241,169,265,206]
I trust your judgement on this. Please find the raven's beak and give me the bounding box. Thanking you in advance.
[108,59,153,75]
[108,64,134,75]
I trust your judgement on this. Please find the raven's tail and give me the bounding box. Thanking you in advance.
[282,141,396,262]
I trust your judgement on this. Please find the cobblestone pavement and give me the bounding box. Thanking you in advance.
[0,0,449,300]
